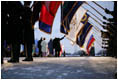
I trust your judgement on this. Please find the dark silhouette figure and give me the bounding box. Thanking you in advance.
[1,1,24,63]
[32,1,42,26]
[1,1,8,64]
[38,38,43,57]
[53,36,65,57]
[48,38,53,56]
[1,1,42,63]
[22,1,34,61]
[89,46,95,56]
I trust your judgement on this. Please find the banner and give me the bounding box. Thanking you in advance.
[77,21,92,47]
[78,30,93,54]
[66,7,87,43]
[39,1,61,34]
[86,35,95,54]
[61,1,83,34]
[80,30,95,55]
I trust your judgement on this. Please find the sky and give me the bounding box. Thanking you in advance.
[34,1,114,54]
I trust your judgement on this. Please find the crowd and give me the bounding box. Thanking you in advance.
[2,1,35,63]
[1,1,65,64]
[37,36,65,57]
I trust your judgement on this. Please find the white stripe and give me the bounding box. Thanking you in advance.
[66,7,87,42]
[80,29,93,53]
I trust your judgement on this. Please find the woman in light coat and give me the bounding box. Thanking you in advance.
[41,38,47,57]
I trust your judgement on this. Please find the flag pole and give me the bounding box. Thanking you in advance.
[92,1,105,10]
[87,11,105,23]
[93,27,101,33]
[82,7,106,32]
[84,2,105,17]
[94,36,102,46]
[92,30,103,46]
[93,29,101,37]
[93,31,101,38]
[82,6,105,23]
[92,29,102,41]
[92,25,101,33]
[94,37,102,45]
[88,17,103,30]
[88,21,103,34]
[90,22,101,37]
[94,34,102,42]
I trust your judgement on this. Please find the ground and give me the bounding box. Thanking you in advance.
[1,57,117,79]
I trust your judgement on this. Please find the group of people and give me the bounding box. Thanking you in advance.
[1,1,37,63]
[1,1,65,63]
[38,37,47,57]
[37,36,65,57]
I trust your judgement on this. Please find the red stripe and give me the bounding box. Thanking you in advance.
[49,1,61,16]
[40,4,54,26]
[87,37,95,55]
[39,1,61,26]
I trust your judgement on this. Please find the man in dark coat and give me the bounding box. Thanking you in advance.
[38,38,43,57]
[1,1,24,63]
[53,36,65,57]
[48,38,53,56]
[1,1,8,63]
[32,1,42,26]
[22,1,34,61]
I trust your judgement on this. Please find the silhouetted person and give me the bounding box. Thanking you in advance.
[32,1,42,26]
[38,38,43,57]
[48,38,53,56]
[63,50,66,57]
[89,46,95,56]
[53,36,65,57]
[22,1,34,61]
[1,1,24,63]
[1,1,8,64]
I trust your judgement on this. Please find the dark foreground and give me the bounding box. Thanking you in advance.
[1,57,117,79]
